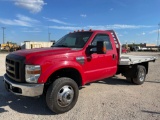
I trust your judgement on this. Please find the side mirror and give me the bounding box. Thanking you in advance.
[86,41,107,55]
[85,45,94,55]
[96,41,107,54]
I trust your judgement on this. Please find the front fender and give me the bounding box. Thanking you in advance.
[38,60,86,85]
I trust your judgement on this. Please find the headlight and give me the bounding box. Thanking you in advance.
[25,65,41,83]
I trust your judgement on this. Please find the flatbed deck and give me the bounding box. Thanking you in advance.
[119,55,157,65]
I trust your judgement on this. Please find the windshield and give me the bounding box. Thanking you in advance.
[53,32,93,48]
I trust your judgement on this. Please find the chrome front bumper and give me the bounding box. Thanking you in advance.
[3,74,44,97]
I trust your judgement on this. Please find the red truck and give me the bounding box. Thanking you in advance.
[4,30,156,114]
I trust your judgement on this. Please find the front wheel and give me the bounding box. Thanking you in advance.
[46,77,79,114]
[132,65,146,85]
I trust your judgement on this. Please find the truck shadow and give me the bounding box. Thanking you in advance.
[86,76,133,86]
[0,75,138,115]
[0,76,55,115]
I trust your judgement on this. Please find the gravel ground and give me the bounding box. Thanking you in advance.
[0,52,160,120]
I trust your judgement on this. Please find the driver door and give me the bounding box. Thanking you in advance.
[84,33,117,83]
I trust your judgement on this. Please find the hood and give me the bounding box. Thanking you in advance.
[11,47,73,59]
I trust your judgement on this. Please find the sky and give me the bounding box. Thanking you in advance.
[0,0,160,45]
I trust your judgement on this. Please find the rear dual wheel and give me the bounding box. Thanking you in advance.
[127,65,146,85]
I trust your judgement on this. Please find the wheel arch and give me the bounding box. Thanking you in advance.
[45,67,83,88]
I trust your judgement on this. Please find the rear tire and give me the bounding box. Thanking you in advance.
[46,77,79,114]
[132,65,146,85]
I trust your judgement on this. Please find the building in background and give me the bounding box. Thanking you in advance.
[21,41,55,49]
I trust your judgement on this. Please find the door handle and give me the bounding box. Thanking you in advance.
[112,54,116,60]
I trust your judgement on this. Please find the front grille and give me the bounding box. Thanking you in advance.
[6,54,25,82]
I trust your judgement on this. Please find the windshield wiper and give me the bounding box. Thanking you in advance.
[55,45,69,47]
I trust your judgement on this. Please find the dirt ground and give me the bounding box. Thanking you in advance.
[0,52,160,120]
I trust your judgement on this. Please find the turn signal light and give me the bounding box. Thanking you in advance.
[103,47,107,53]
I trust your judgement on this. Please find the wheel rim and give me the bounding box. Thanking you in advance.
[139,68,145,82]
[57,85,74,107]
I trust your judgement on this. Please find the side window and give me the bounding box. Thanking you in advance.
[92,34,113,51]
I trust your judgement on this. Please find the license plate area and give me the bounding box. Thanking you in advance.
[5,82,22,94]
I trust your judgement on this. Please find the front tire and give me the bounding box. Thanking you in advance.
[132,65,146,85]
[46,77,79,114]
